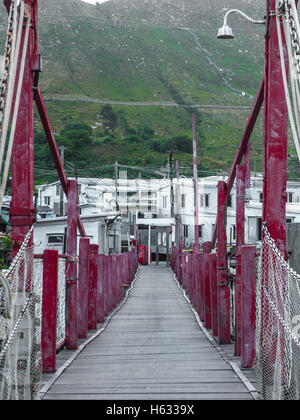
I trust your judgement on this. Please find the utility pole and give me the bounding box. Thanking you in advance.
[192,113,200,252]
[168,151,174,218]
[59,145,66,216]
[114,161,119,212]
[175,160,183,251]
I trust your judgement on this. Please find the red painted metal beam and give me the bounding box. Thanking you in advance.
[212,78,264,247]
[202,241,212,329]
[78,237,90,339]
[216,181,231,344]
[262,0,288,254]
[3,0,87,244]
[241,245,256,368]
[234,164,245,356]
[244,143,251,189]
[35,87,86,238]
[10,0,36,258]
[65,179,79,350]
[41,249,59,373]
[209,253,218,337]
[97,254,105,323]
[88,244,99,330]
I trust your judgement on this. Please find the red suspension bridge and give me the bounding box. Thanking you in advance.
[0,0,300,401]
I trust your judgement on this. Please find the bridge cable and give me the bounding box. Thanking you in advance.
[276,0,300,163]
[0,1,30,209]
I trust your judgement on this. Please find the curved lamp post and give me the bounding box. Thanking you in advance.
[217,9,265,39]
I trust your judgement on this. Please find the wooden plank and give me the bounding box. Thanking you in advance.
[43,393,254,400]
[41,265,255,400]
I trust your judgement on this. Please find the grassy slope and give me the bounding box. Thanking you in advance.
[0,0,270,180]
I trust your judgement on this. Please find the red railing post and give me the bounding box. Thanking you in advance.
[104,255,109,317]
[97,254,105,323]
[193,253,200,314]
[41,250,58,373]
[187,253,192,301]
[235,164,245,356]
[124,253,130,287]
[88,244,99,331]
[241,245,256,368]
[65,179,79,350]
[217,181,231,344]
[78,237,90,339]
[191,252,196,308]
[197,253,205,321]
[209,253,218,337]
[202,241,212,329]
[107,254,113,313]
[116,255,122,304]
[112,254,117,308]
[182,253,187,292]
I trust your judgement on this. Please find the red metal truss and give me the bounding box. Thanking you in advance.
[212,78,264,247]
[35,87,86,237]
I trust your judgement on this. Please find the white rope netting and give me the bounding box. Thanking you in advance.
[0,228,43,400]
[0,0,31,209]
[276,0,300,162]
[256,224,300,400]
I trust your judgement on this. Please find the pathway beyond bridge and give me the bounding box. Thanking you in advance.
[40,264,256,400]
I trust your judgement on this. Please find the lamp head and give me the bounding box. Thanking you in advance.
[217,24,234,39]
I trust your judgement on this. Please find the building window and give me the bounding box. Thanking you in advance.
[286,218,293,223]
[227,194,232,207]
[230,225,236,241]
[257,218,262,241]
[163,196,167,209]
[200,194,209,208]
[181,194,186,209]
[198,225,203,239]
[44,196,50,206]
[184,225,189,238]
[287,192,293,203]
[259,192,263,203]
[56,184,60,196]
[47,234,64,245]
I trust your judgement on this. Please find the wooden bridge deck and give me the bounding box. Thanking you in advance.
[40,264,256,400]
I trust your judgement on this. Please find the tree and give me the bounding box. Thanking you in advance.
[57,121,93,165]
[164,135,193,153]
[100,105,118,131]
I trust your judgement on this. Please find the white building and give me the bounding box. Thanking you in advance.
[157,174,300,248]
[35,174,300,253]
[33,212,122,255]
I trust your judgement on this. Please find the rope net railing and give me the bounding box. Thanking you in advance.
[0,228,43,400]
[256,223,300,400]
[0,232,138,400]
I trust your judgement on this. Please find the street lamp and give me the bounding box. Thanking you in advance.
[217,9,265,39]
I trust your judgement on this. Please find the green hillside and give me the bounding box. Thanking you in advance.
[0,0,287,183]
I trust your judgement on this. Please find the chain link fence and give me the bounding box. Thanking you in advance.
[256,224,300,400]
[0,228,44,400]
